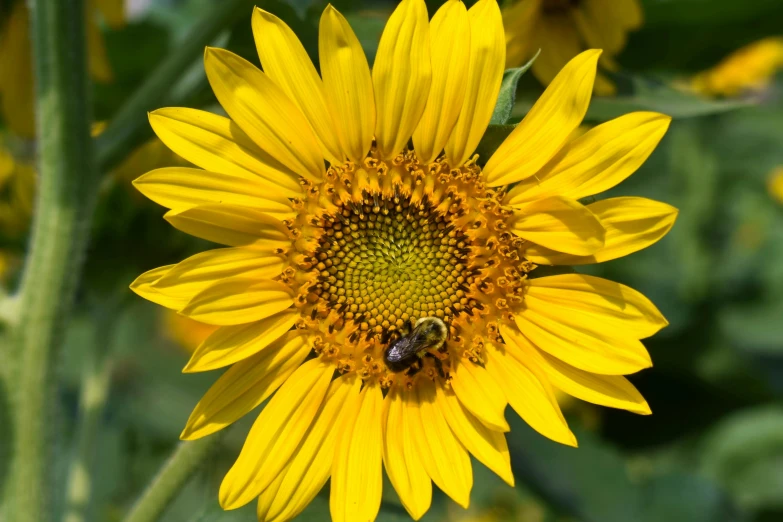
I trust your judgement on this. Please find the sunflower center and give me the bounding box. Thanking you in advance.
[289,149,537,385]
[312,194,475,343]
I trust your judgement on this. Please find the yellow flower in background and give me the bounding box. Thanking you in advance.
[769,167,783,205]
[0,0,125,137]
[691,37,783,97]
[131,0,676,520]
[163,310,219,353]
[502,0,643,96]
[0,138,35,239]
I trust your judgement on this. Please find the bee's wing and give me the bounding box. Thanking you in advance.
[403,322,438,354]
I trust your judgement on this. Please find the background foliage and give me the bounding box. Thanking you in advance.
[2,0,783,521]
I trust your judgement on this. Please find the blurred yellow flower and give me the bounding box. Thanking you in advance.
[692,37,783,97]
[0,0,125,137]
[502,0,643,96]
[131,1,676,520]
[769,167,783,205]
[0,138,35,239]
[163,310,219,354]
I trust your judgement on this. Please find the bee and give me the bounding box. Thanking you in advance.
[383,317,448,374]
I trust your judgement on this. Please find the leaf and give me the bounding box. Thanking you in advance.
[584,75,755,121]
[640,472,747,522]
[474,124,515,165]
[490,50,540,125]
[507,413,744,522]
[700,406,783,511]
[510,75,754,124]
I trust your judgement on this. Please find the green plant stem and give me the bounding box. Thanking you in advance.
[122,436,223,522]
[7,1,98,521]
[94,0,254,174]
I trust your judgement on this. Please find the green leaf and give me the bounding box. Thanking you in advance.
[490,50,540,125]
[474,124,515,164]
[641,473,746,522]
[507,414,743,522]
[700,406,783,511]
[585,75,755,121]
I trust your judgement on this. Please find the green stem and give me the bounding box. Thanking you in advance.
[122,436,223,522]
[8,0,98,521]
[94,0,254,174]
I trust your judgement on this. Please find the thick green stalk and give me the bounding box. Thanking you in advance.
[94,0,254,174]
[7,0,97,520]
[122,436,223,522]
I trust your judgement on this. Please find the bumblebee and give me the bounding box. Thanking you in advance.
[383,317,448,374]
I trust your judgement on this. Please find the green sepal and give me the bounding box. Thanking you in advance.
[490,49,540,125]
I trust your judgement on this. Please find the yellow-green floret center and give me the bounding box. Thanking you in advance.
[313,194,476,343]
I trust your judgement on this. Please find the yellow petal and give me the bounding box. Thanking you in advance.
[330,383,383,522]
[575,0,635,55]
[484,50,600,186]
[485,340,577,447]
[505,112,671,205]
[444,0,505,167]
[373,0,431,159]
[436,380,514,486]
[133,167,294,218]
[219,358,333,509]
[413,0,470,164]
[382,386,432,520]
[93,0,126,28]
[451,359,509,432]
[148,108,303,198]
[410,379,472,508]
[251,8,344,164]
[0,3,35,138]
[319,5,375,163]
[204,47,325,181]
[501,327,650,414]
[153,248,287,308]
[256,472,285,522]
[513,305,652,376]
[509,196,605,255]
[164,204,290,248]
[502,0,540,69]
[528,13,583,93]
[261,375,361,522]
[525,197,678,265]
[181,330,314,440]
[180,278,294,326]
[524,273,668,339]
[183,308,299,372]
[85,2,113,82]
[130,265,188,310]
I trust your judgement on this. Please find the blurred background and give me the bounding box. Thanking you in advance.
[2,0,783,521]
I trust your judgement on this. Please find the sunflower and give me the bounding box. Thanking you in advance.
[691,37,783,98]
[0,0,124,137]
[769,167,783,205]
[0,137,35,239]
[131,0,676,520]
[163,310,219,353]
[502,0,643,95]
